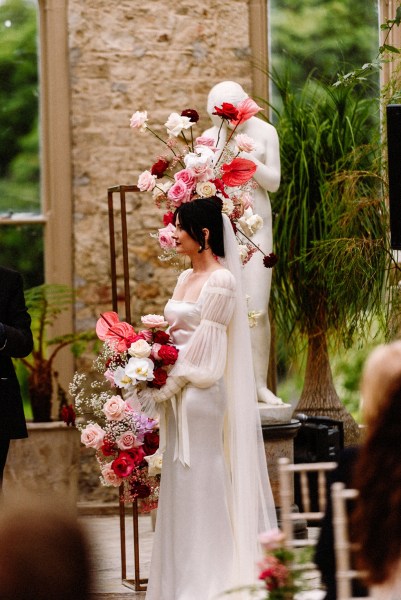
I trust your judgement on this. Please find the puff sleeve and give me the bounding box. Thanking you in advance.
[168,268,236,388]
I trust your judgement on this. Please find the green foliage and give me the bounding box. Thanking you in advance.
[0,223,43,288]
[267,73,391,353]
[0,0,39,178]
[270,0,379,90]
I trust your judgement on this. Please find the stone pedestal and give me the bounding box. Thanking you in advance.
[262,419,301,507]
[3,422,81,507]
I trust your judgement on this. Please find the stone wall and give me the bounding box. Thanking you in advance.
[67,0,253,330]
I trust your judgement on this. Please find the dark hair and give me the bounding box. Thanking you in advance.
[173,197,225,257]
[351,381,401,585]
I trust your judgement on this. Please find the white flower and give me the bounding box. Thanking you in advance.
[153,180,172,201]
[238,244,249,263]
[138,170,156,192]
[145,452,163,476]
[222,197,234,216]
[128,339,152,358]
[113,366,133,388]
[238,208,264,237]
[184,146,214,175]
[165,112,193,137]
[125,357,155,382]
[234,133,256,153]
[130,110,148,132]
[196,181,216,198]
[248,310,262,328]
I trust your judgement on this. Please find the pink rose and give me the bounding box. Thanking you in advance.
[174,169,196,189]
[138,170,157,192]
[137,329,153,341]
[258,528,286,550]
[96,311,120,340]
[158,223,176,250]
[101,463,122,487]
[130,110,148,131]
[141,314,169,329]
[81,423,106,449]
[195,136,217,150]
[104,368,115,386]
[151,342,162,360]
[116,430,139,450]
[103,395,127,421]
[167,179,192,207]
[235,133,256,153]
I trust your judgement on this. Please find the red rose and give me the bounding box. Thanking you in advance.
[263,253,278,268]
[127,446,146,466]
[111,451,137,478]
[153,330,170,345]
[163,211,174,226]
[131,482,151,499]
[152,367,168,388]
[61,404,76,427]
[151,158,169,178]
[143,431,160,456]
[158,345,179,366]
[212,102,239,121]
[181,109,199,123]
[100,439,116,456]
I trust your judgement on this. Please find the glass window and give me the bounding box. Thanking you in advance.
[0,0,44,286]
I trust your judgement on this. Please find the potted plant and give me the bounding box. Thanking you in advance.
[16,283,95,423]
[267,73,394,442]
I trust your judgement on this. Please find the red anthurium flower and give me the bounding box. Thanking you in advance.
[212,102,239,121]
[106,321,136,352]
[211,178,229,199]
[230,97,263,125]
[221,158,257,186]
[96,311,120,340]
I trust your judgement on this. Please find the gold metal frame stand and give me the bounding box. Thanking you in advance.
[107,184,148,591]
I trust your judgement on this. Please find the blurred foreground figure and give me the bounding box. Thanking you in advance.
[0,496,92,600]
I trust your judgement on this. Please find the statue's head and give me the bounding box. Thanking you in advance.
[207,81,249,127]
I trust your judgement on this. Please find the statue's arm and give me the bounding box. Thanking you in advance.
[243,124,281,193]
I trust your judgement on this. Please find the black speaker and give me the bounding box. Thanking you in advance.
[387,104,401,250]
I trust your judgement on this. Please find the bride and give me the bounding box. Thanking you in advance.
[138,197,277,600]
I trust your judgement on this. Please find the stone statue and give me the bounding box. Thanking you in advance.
[204,81,292,421]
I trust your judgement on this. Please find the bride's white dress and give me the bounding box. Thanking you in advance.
[145,267,275,600]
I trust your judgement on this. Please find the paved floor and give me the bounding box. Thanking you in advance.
[81,507,153,598]
[82,505,325,600]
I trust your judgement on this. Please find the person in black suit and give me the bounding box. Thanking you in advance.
[0,267,33,487]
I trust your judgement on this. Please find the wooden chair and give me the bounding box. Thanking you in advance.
[331,482,371,600]
[278,456,337,549]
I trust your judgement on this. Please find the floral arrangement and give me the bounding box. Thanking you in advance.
[70,311,179,509]
[130,99,278,268]
[223,528,313,599]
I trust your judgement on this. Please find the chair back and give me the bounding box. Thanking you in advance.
[278,457,337,549]
[331,481,371,600]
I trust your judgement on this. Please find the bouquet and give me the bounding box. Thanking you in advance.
[71,311,179,508]
[223,528,313,599]
[130,99,278,268]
